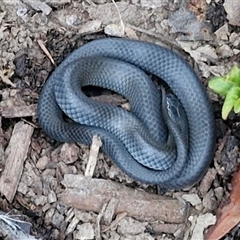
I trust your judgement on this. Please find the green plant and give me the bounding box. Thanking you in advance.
[208,65,240,119]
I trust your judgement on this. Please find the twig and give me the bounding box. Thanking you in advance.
[37,39,56,66]
[95,203,107,240]
[112,0,125,36]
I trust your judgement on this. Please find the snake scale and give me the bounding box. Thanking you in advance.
[37,38,215,190]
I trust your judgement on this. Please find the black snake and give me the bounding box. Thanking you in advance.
[37,38,215,190]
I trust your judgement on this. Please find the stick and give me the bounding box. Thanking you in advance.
[60,174,190,224]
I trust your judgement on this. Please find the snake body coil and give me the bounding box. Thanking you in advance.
[38,38,215,190]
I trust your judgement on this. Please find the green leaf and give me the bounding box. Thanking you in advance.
[222,86,240,119]
[234,98,240,113]
[208,76,234,96]
[226,65,240,84]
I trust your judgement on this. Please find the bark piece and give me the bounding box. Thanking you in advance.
[60,174,189,223]
[1,104,37,118]
[0,121,34,202]
[150,222,184,234]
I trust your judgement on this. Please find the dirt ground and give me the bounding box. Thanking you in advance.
[1,0,240,239]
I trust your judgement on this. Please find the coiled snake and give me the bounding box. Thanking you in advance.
[37,38,215,190]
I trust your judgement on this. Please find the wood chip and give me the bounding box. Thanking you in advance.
[66,216,80,235]
[85,135,102,177]
[0,121,34,202]
[102,197,119,225]
[199,168,217,196]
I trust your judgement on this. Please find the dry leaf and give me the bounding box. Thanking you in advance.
[206,167,240,240]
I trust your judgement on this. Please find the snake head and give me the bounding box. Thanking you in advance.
[161,86,189,146]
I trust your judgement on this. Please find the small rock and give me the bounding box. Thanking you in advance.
[104,24,124,37]
[26,189,35,198]
[229,32,240,46]
[59,143,79,164]
[214,23,229,41]
[233,49,240,55]
[224,0,240,26]
[217,44,234,58]
[125,26,138,39]
[198,62,211,78]
[45,208,55,226]
[78,20,102,35]
[11,26,20,37]
[181,193,201,206]
[52,211,64,229]
[22,0,52,15]
[108,165,133,183]
[36,156,50,170]
[48,190,57,203]
[202,189,218,211]
[16,8,28,17]
[42,168,55,177]
[17,182,28,194]
[57,161,71,176]
[65,14,81,26]
[56,203,68,215]
[208,65,228,76]
[117,217,147,235]
[214,187,224,202]
[33,195,48,206]
[42,203,51,212]
[190,213,216,240]
[74,223,95,240]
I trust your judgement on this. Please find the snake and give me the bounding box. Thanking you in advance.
[37,38,215,190]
